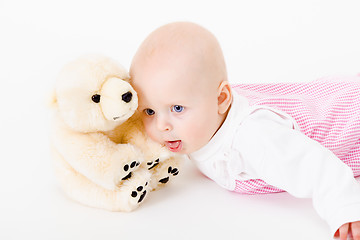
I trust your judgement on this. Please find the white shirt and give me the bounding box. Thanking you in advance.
[188,91,360,235]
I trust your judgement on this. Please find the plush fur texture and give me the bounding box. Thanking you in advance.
[50,55,183,212]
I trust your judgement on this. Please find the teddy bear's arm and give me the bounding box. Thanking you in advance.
[116,113,173,164]
[51,118,143,190]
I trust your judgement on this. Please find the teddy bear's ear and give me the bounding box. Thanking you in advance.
[46,89,58,109]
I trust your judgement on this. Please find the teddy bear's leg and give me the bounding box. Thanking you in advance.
[52,146,151,212]
[147,156,183,191]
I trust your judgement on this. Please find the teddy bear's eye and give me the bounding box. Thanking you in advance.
[91,94,101,103]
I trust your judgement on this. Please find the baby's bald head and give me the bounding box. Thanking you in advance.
[130,22,232,154]
[130,22,227,90]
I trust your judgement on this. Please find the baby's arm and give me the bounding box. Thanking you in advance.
[235,111,360,238]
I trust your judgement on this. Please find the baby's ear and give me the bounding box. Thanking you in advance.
[217,81,232,114]
[46,89,58,109]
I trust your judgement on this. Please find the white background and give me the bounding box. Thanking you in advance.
[1,0,359,239]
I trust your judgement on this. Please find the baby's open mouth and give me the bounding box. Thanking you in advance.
[165,140,182,152]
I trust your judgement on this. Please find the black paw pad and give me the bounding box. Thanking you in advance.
[138,191,147,203]
[131,183,148,203]
[122,172,132,180]
[122,161,140,180]
[159,177,169,184]
[147,158,160,170]
[159,166,179,184]
[168,166,179,176]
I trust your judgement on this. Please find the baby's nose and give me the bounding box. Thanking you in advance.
[122,91,133,103]
[156,116,172,132]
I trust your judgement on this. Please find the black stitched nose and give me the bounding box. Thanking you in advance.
[122,91,132,103]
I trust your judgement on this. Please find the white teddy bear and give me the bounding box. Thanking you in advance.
[49,55,183,212]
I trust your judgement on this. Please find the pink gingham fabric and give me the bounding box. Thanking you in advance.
[231,75,360,194]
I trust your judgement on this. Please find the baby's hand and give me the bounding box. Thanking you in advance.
[334,221,360,240]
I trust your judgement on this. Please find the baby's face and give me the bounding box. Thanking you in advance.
[131,56,222,154]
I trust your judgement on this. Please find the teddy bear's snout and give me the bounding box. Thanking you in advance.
[122,91,133,103]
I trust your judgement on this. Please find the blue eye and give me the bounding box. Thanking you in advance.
[144,109,155,116]
[172,105,184,113]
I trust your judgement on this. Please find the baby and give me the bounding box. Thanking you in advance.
[130,22,360,239]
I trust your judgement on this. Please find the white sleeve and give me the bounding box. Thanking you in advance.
[234,110,360,235]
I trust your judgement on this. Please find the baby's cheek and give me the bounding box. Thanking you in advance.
[184,125,203,142]
[143,123,153,137]
[144,121,161,143]
[191,121,215,145]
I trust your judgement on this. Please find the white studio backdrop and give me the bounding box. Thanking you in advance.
[0,0,359,239]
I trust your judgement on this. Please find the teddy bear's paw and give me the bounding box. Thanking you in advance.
[121,161,140,181]
[118,169,151,210]
[147,158,160,170]
[131,182,148,203]
[159,166,179,184]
